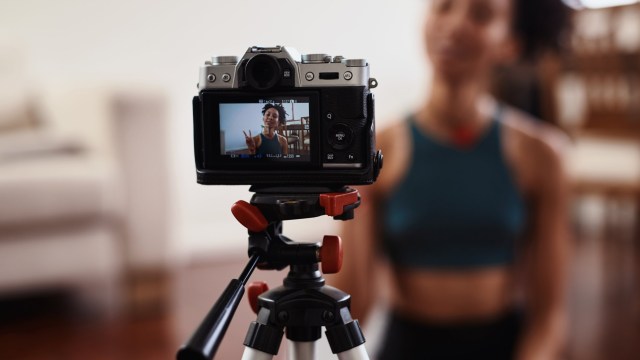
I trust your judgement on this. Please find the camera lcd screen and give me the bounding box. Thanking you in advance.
[218,97,311,162]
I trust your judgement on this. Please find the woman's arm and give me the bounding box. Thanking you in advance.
[327,185,380,323]
[326,121,406,324]
[517,137,571,360]
[278,135,289,155]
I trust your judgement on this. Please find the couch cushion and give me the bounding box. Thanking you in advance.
[0,130,85,162]
[0,154,122,228]
[0,223,121,292]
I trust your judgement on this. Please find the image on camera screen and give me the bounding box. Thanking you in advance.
[219,97,311,161]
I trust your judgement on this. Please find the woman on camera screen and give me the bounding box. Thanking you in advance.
[331,0,572,359]
[243,103,289,157]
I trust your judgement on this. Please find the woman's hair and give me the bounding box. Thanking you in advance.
[512,0,573,60]
[261,103,288,125]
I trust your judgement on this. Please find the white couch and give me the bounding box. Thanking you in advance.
[0,87,171,303]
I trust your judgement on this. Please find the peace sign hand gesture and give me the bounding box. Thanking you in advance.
[243,130,256,154]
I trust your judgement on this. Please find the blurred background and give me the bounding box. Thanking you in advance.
[0,0,638,359]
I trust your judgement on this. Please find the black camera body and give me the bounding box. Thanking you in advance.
[193,46,382,186]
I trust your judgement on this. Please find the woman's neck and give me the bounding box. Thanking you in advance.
[418,77,495,136]
[263,128,276,138]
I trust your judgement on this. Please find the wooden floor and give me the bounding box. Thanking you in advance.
[0,291,176,360]
[0,225,638,360]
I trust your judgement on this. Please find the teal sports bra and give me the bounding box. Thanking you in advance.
[256,133,282,156]
[381,110,526,269]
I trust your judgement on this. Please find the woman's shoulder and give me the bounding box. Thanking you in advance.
[277,133,288,141]
[500,106,570,190]
[369,117,413,197]
[378,118,410,148]
[501,106,570,159]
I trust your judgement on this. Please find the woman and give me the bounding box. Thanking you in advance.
[243,103,289,156]
[331,0,572,359]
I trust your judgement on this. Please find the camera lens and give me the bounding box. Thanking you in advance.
[245,54,282,90]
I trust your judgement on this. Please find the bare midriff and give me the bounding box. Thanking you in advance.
[388,266,516,323]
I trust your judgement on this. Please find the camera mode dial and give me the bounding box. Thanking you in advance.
[302,54,332,64]
[342,59,367,67]
[212,56,238,65]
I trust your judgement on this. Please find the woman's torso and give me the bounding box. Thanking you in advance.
[376,106,537,322]
[256,133,282,156]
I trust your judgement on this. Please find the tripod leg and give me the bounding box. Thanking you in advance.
[242,307,284,360]
[336,344,369,360]
[325,316,369,360]
[288,341,316,360]
[241,347,274,360]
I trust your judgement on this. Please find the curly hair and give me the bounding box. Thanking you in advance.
[512,0,573,60]
[261,103,288,125]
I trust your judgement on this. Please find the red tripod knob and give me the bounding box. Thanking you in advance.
[247,281,269,314]
[319,190,359,217]
[320,235,343,274]
[231,201,269,233]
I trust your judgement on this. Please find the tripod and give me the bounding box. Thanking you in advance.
[177,186,370,360]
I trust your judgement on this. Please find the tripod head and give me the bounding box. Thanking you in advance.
[177,186,361,360]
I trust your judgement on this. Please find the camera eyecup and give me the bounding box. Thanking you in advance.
[245,54,282,90]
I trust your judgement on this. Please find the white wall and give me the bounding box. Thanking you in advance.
[0,0,430,260]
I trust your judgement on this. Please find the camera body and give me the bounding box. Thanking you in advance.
[193,45,382,186]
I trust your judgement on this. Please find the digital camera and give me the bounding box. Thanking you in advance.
[193,45,382,186]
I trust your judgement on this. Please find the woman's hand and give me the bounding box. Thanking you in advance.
[243,130,256,154]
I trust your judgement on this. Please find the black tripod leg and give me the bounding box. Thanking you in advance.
[242,307,284,359]
[325,308,369,360]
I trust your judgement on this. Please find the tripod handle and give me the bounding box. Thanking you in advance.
[177,279,245,360]
[177,254,260,360]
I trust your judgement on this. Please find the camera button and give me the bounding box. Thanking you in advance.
[343,71,353,81]
[326,112,334,121]
[305,72,314,81]
[326,153,336,161]
[222,73,231,82]
[346,153,356,162]
[328,124,353,150]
